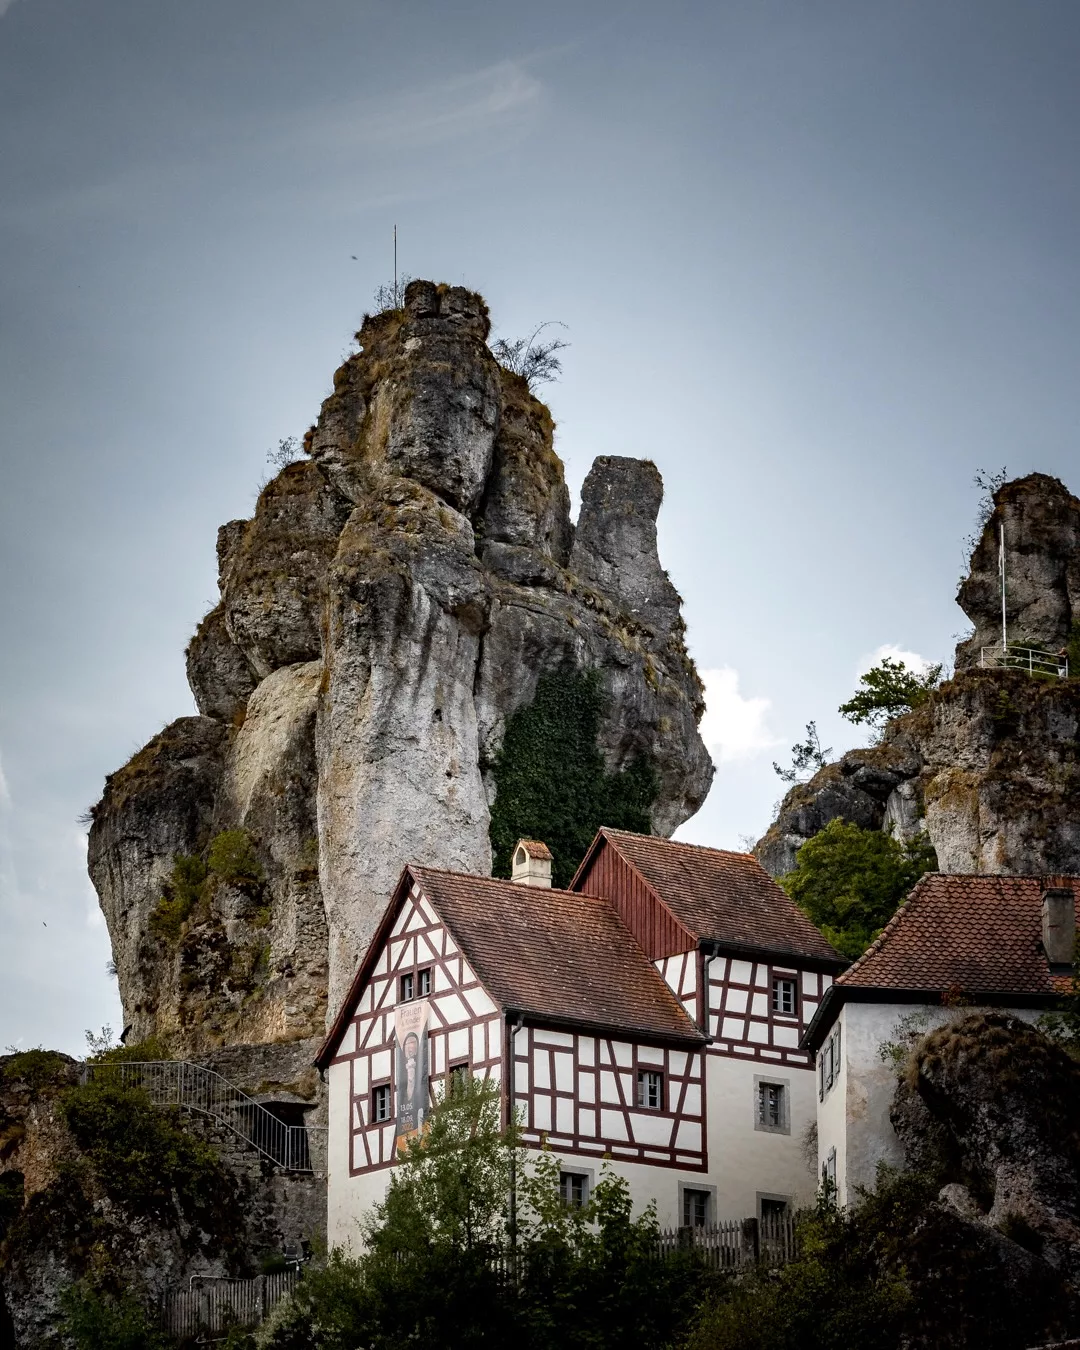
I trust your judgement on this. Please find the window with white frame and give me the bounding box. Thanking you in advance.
[819,1024,842,1101]
[400,972,415,1002]
[636,1069,664,1110]
[560,1171,588,1208]
[371,1084,391,1123]
[771,975,797,1016]
[418,967,432,996]
[822,1147,837,1194]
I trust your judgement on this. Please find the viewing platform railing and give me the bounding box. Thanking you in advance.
[81,1059,324,1173]
[979,646,1068,678]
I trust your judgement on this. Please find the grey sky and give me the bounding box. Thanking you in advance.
[2,0,1079,1053]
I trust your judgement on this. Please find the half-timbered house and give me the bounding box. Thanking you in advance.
[317,831,845,1249]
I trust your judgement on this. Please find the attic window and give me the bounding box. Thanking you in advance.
[400,973,414,1002]
[772,977,797,1017]
[418,968,431,997]
[636,1069,664,1110]
[515,846,527,867]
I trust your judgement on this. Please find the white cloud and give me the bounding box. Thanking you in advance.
[698,667,780,764]
[856,643,935,678]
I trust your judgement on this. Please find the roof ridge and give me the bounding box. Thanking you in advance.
[603,827,757,863]
[838,871,937,985]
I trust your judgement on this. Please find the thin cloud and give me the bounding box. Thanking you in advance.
[0,752,9,809]
[698,667,780,764]
[0,0,18,17]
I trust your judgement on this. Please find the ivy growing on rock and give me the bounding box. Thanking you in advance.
[489,668,658,887]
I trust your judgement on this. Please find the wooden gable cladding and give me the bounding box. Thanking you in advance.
[512,1025,707,1170]
[704,955,831,1068]
[335,881,503,1177]
[573,836,693,960]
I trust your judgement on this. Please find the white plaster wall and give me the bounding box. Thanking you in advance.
[705,1053,818,1217]
[818,1001,1044,1207]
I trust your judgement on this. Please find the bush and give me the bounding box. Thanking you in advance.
[59,1281,166,1350]
[60,1077,244,1252]
[149,853,207,942]
[0,1048,70,1090]
[208,829,264,886]
[489,668,658,886]
[780,819,937,959]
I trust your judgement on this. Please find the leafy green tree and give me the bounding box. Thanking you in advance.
[489,668,657,886]
[839,657,943,732]
[781,819,937,959]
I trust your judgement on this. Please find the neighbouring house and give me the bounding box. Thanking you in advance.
[804,873,1080,1207]
[316,830,845,1249]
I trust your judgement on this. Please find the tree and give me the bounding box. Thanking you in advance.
[838,657,943,732]
[490,322,569,390]
[780,819,937,959]
[773,722,831,785]
[372,273,415,312]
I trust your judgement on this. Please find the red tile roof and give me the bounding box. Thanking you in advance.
[585,829,844,966]
[410,867,705,1045]
[836,873,1080,995]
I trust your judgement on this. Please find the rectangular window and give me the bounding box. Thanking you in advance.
[372,1084,391,1123]
[560,1171,587,1208]
[822,1147,837,1193]
[400,972,414,1002]
[449,1062,469,1096]
[418,967,432,997]
[758,1082,784,1129]
[636,1069,664,1110]
[772,976,797,1016]
[819,1025,841,1101]
[682,1188,711,1228]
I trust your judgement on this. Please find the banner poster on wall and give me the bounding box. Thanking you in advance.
[394,999,430,1154]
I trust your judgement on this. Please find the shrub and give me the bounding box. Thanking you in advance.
[0,1048,70,1090]
[209,829,265,886]
[489,668,658,886]
[149,853,207,942]
[60,1077,243,1252]
[59,1281,166,1350]
[780,819,937,959]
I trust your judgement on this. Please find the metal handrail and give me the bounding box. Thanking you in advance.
[979,646,1068,678]
[81,1059,325,1173]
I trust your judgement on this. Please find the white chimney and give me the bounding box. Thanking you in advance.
[511,839,553,888]
[1042,882,1076,967]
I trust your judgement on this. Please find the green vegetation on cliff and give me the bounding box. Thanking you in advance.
[780,819,937,959]
[489,669,658,886]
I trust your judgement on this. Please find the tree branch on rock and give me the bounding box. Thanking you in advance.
[773,721,831,785]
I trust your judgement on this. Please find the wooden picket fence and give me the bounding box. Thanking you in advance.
[656,1213,798,1269]
[159,1271,299,1339]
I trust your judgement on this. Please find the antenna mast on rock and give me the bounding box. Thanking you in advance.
[394,223,398,309]
[999,521,1007,652]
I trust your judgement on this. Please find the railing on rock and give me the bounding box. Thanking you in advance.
[81,1059,323,1173]
[160,1271,300,1338]
[656,1212,798,1269]
[980,645,1069,678]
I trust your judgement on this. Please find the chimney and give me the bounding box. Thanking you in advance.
[511,839,553,888]
[1042,880,1076,968]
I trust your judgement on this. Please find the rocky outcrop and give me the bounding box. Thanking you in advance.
[893,1014,1080,1289]
[756,473,1080,879]
[88,279,712,1058]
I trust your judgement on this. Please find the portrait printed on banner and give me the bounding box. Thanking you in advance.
[394,998,430,1152]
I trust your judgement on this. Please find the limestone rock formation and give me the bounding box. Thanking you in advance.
[756,473,1080,879]
[88,280,713,1065]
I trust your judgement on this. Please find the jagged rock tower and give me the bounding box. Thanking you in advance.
[88,282,713,1072]
[756,472,1080,879]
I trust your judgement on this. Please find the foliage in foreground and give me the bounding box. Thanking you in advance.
[838,656,944,732]
[259,1077,709,1350]
[781,819,937,958]
[59,1281,167,1350]
[489,668,658,886]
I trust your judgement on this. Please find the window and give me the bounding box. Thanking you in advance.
[400,972,414,1002]
[418,967,432,997]
[758,1082,784,1129]
[772,976,797,1016]
[822,1147,837,1194]
[682,1188,711,1228]
[636,1069,664,1110]
[372,1084,391,1123]
[560,1171,588,1208]
[448,1062,469,1096]
[760,1196,789,1223]
[819,1024,842,1101]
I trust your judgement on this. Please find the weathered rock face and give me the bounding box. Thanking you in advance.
[892,1014,1080,1288]
[89,279,712,1057]
[756,473,1080,879]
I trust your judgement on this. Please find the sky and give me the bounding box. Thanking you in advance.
[2,0,1079,1054]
